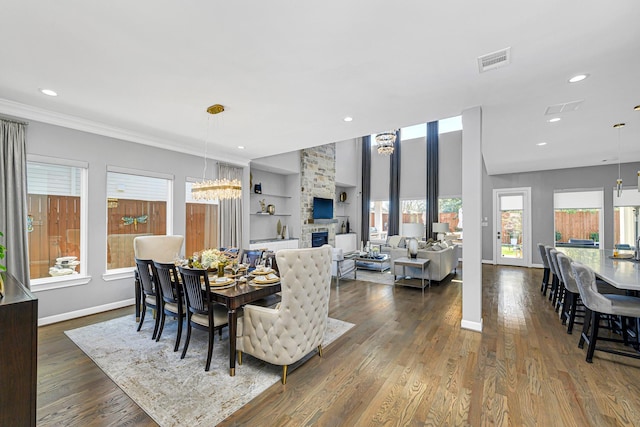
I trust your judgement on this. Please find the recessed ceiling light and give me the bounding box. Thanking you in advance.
[39,88,58,96]
[237,146,245,150]
[343,116,353,122]
[548,117,561,123]
[568,74,588,83]
[537,142,547,146]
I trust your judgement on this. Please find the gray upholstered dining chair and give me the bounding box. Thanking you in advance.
[133,235,184,263]
[236,245,333,384]
[538,243,552,295]
[571,262,640,363]
[556,252,584,333]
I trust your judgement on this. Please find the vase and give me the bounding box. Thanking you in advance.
[407,238,419,259]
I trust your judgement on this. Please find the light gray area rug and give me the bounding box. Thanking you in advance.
[354,269,394,285]
[65,315,354,426]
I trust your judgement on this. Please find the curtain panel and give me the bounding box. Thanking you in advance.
[217,164,243,249]
[360,135,371,248]
[0,119,30,286]
[387,129,401,237]
[425,121,439,240]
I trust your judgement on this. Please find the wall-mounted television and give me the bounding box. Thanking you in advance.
[313,197,333,219]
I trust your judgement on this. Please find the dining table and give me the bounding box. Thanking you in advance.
[556,247,640,291]
[209,276,281,376]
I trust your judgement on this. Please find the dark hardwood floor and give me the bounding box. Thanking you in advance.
[37,265,640,426]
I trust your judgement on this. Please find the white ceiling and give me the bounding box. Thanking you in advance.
[1,1,639,175]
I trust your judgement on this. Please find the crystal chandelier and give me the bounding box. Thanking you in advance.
[191,104,242,201]
[376,131,396,155]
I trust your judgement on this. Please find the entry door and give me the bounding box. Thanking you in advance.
[493,188,531,267]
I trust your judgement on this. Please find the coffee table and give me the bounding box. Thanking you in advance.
[355,254,390,272]
[393,256,431,293]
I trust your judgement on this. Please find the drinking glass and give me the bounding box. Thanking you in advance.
[265,257,272,271]
[231,260,240,285]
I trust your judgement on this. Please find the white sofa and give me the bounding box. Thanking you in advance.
[390,242,458,282]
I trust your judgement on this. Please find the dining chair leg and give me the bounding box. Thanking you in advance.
[181,319,192,360]
[151,307,161,340]
[156,308,166,342]
[579,308,592,349]
[567,294,578,334]
[586,311,600,363]
[237,350,242,365]
[561,291,570,325]
[541,268,550,294]
[317,344,323,358]
[174,314,183,352]
[282,365,288,385]
[137,302,147,332]
[205,327,215,371]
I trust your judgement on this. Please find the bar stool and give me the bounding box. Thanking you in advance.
[571,262,640,363]
[548,248,564,312]
[556,253,584,333]
[538,243,551,295]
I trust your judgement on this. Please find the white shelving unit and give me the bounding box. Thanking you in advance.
[249,168,300,242]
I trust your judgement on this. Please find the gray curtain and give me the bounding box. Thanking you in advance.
[425,121,439,240]
[0,119,30,287]
[218,164,243,249]
[387,129,401,236]
[360,135,371,247]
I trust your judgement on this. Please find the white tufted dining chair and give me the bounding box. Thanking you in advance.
[236,245,333,384]
[133,235,184,263]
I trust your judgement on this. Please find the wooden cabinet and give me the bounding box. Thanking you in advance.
[0,273,38,427]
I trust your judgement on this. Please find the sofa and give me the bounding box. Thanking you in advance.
[390,241,458,283]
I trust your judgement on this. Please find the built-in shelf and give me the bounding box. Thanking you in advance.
[251,192,291,199]
[251,213,292,217]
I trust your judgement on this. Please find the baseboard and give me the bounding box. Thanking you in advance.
[482,259,493,264]
[531,263,544,269]
[38,298,135,326]
[461,318,483,332]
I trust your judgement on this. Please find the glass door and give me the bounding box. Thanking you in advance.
[494,188,531,267]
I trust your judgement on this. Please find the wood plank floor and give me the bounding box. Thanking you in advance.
[37,265,640,426]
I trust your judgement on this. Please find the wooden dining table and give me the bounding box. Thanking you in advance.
[557,247,640,291]
[209,279,281,376]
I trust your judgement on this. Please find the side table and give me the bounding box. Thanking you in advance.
[393,257,431,294]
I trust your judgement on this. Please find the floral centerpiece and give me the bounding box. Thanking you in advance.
[192,248,228,275]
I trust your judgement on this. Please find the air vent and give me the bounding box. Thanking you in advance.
[545,100,584,115]
[477,47,511,73]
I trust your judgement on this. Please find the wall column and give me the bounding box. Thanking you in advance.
[461,106,483,332]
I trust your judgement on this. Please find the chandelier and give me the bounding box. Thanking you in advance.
[191,104,243,201]
[376,131,396,155]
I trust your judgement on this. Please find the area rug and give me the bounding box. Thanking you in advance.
[65,315,354,426]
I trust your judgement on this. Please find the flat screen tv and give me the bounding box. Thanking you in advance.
[313,197,333,219]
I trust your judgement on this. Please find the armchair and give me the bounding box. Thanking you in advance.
[236,245,332,384]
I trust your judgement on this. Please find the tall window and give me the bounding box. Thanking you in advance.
[369,200,389,243]
[553,190,603,247]
[438,197,463,232]
[185,181,219,257]
[106,168,172,271]
[26,158,87,281]
[400,199,426,238]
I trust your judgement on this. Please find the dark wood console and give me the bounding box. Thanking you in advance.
[0,273,38,426]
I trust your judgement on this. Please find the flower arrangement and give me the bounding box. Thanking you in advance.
[192,248,227,270]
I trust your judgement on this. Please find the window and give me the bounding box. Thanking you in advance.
[612,188,640,249]
[27,157,88,282]
[553,190,603,247]
[106,168,172,271]
[401,199,425,238]
[438,197,463,232]
[185,181,219,257]
[368,200,388,243]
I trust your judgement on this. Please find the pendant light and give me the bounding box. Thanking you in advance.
[613,122,625,197]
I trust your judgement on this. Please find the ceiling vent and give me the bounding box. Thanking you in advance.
[477,47,511,73]
[545,100,584,115]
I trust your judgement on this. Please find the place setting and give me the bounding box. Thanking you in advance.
[248,257,280,286]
